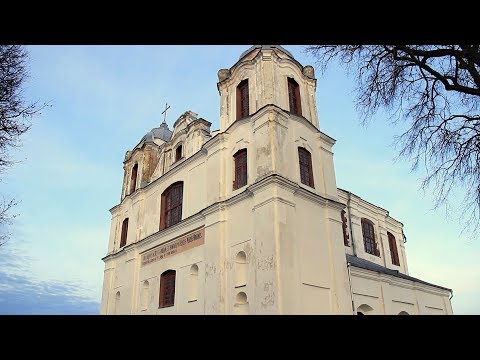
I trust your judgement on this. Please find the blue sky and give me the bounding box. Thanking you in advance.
[0,45,478,315]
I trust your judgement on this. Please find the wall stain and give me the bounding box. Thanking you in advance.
[262,281,275,308]
[257,255,275,271]
[205,263,217,278]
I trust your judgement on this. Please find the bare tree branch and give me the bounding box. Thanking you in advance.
[304,45,480,236]
[0,45,49,246]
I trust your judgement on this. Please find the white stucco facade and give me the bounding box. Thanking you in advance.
[100,45,453,315]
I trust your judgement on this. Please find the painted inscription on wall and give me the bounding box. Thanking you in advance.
[141,227,205,267]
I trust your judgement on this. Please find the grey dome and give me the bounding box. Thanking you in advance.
[134,121,172,150]
[239,45,294,60]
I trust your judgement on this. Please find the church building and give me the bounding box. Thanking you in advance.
[100,45,453,315]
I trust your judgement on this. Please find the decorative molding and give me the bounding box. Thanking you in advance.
[252,196,296,211]
[350,267,451,296]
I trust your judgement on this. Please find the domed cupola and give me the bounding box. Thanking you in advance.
[134,120,173,150]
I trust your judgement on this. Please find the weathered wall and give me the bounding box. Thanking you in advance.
[350,267,453,315]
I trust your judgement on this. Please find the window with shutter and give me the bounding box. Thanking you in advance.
[288,77,302,116]
[236,79,249,120]
[298,147,314,188]
[233,149,247,190]
[361,219,379,256]
[160,182,183,230]
[159,270,176,308]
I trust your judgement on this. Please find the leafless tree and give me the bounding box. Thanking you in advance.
[0,45,48,246]
[305,45,480,235]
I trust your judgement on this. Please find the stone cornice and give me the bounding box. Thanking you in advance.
[104,173,346,262]
[350,266,451,296]
[250,173,346,210]
[318,131,336,146]
[337,188,404,227]
[102,211,205,262]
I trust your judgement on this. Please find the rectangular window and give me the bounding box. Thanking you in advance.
[298,147,314,188]
[288,77,302,116]
[233,149,247,190]
[236,79,249,120]
[175,145,182,162]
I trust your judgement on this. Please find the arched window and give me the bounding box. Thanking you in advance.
[175,144,182,162]
[361,218,379,256]
[234,251,247,287]
[159,270,176,308]
[233,149,247,190]
[120,218,129,248]
[236,79,249,120]
[141,280,149,311]
[160,182,183,230]
[298,147,314,188]
[189,264,199,302]
[288,77,301,116]
[388,232,400,266]
[341,210,350,246]
[129,163,138,194]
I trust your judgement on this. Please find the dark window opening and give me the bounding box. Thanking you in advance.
[298,147,314,188]
[120,218,129,248]
[236,79,249,120]
[288,77,302,116]
[233,149,247,190]
[175,145,182,162]
[160,182,183,230]
[130,163,138,194]
[388,232,400,266]
[159,270,176,308]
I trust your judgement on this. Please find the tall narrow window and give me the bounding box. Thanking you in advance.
[341,210,350,246]
[361,218,379,256]
[288,77,302,116]
[175,144,182,162]
[120,218,129,248]
[233,149,247,190]
[388,232,400,266]
[298,147,314,188]
[160,182,183,230]
[130,163,138,194]
[236,79,249,120]
[159,270,176,308]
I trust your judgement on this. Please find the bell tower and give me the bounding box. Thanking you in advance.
[217,45,319,132]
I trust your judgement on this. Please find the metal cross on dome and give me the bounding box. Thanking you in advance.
[161,103,170,124]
